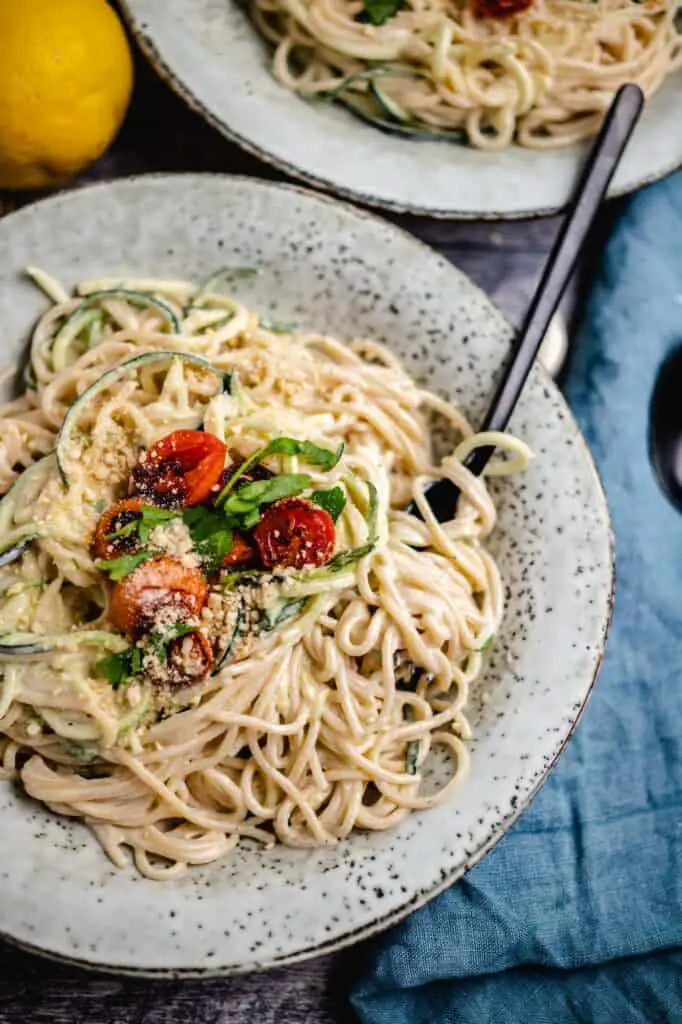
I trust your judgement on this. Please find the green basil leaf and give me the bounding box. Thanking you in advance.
[241,508,261,530]
[358,0,404,25]
[183,506,226,543]
[196,529,233,572]
[225,474,311,513]
[97,550,154,581]
[217,437,343,504]
[310,486,346,522]
[260,438,344,470]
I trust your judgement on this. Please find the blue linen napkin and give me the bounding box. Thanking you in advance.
[352,172,682,1024]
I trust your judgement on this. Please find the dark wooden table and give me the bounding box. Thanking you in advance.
[0,41,604,1024]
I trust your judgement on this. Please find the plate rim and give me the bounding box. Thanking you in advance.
[0,173,615,975]
[119,2,682,220]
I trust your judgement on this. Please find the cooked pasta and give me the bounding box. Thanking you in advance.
[0,268,531,879]
[252,0,682,149]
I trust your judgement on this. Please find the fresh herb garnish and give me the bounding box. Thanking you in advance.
[106,505,176,544]
[478,635,495,653]
[197,530,234,571]
[217,437,343,505]
[224,474,311,516]
[97,550,155,581]
[182,506,234,571]
[96,646,142,688]
[150,623,197,664]
[311,486,346,522]
[183,506,226,542]
[357,0,404,25]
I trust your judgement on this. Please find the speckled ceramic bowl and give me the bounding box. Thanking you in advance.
[119,0,682,219]
[0,175,613,975]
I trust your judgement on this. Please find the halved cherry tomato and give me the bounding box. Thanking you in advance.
[132,430,227,508]
[253,498,335,570]
[92,498,145,561]
[109,555,209,636]
[221,532,258,569]
[166,630,214,687]
[473,0,533,17]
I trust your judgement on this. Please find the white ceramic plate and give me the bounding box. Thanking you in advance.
[120,0,682,219]
[0,175,613,975]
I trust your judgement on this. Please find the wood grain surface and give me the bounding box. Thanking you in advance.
[0,29,612,1024]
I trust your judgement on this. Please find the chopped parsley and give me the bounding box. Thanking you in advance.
[97,550,155,581]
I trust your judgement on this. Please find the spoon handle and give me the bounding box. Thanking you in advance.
[463,82,645,479]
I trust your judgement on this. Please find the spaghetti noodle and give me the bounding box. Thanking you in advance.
[252,0,682,149]
[0,268,531,878]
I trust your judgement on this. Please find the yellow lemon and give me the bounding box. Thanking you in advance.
[0,0,134,190]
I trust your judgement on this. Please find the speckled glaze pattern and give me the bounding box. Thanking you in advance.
[0,174,613,975]
[119,0,682,219]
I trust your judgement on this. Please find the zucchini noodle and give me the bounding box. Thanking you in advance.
[0,268,532,879]
[253,0,682,148]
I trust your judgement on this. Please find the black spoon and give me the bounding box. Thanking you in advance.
[411,83,645,522]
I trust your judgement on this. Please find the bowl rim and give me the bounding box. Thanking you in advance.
[118,3,682,220]
[0,173,616,975]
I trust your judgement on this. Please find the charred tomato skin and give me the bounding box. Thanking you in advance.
[132,430,227,508]
[167,630,214,686]
[92,498,146,560]
[253,498,335,570]
[220,532,258,569]
[109,555,209,637]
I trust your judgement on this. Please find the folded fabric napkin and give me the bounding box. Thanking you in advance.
[352,172,682,1024]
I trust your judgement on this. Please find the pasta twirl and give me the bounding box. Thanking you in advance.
[0,269,531,879]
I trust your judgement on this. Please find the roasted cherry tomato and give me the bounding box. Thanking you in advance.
[91,498,145,560]
[221,532,258,569]
[132,430,227,508]
[253,498,335,570]
[166,630,214,687]
[473,0,533,17]
[109,555,209,636]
